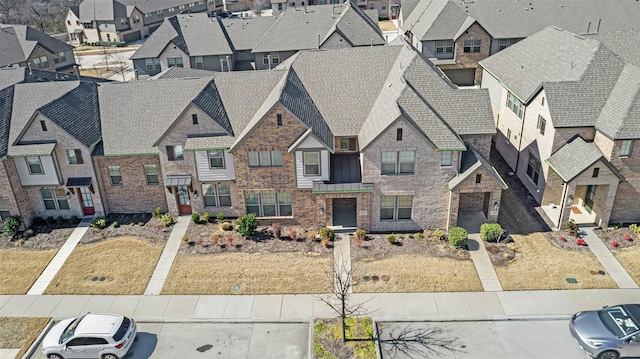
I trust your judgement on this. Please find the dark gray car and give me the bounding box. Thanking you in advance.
[570,304,640,359]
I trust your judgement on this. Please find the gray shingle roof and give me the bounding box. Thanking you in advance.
[0,29,27,67]
[7,143,56,156]
[402,0,468,41]
[192,79,232,135]
[7,25,72,54]
[152,66,216,79]
[448,146,508,190]
[595,64,640,140]
[325,2,385,46]
[0,86,14,158]
[184,135,232,150]
[79,0,128,22]
[221,17,278,51]
[585,31,640,68]
[546,137,607,182]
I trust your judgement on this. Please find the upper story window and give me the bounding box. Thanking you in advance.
[53,51,66,64]
[133,15,140,23]
[381,151,414,175]
[40,120,47,131]
[497,38,520,51]
[276,114,283,126]
[40,188,69,210]
[537,115,546,135]
[507,92,524,119]
[526,153,541,185]
[169,7,176,14]
[145,58,161,71]
[396,128,403,141]
[475,174,482,183]
[203,183,231,207]
[0,198,9,221]
[441,151,452,166]
[303,152,320,176]
[339,137,357,151]
[380,195,413,221]
[506,128,511,142]
[156,10,163,15]
[144,13,152,18]
[189,2,196,7]
[194,56,204,69]
[262,52,280,66]
[209,150,225,168]
[435,40,454,54]
[120,18,128,25]
[83,22,94,29]
[192,114,198,124]
[167,57,183,68]
[166,145,184,161]
[249,150,282,167]
[26,156,43,174]
[621,140,634,157]
[67,149,84,165]
[463,39,481,53]
[246,192,292,217]
[67,20,71,25]
[592,168,599,178]
[369,3,375,9]
[108,166,122,185]
[144,164,159,184]
[33,56,49,69]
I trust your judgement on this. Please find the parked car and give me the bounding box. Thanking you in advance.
[570,304,640,359]
[42,313,137,359]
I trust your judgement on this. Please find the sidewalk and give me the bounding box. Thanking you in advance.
[581,227,639,289]
[144,215,191,295]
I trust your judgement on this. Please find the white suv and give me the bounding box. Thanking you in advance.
[42,313,137,359]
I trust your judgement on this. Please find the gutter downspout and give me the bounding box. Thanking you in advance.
[557,181,568,230]
[514,106,526,178]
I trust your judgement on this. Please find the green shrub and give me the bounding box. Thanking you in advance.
[191,212,201,224]
[110,221,119,228]
[138,222,145,226]
[448,227,468,248]
[153,207,162,218]
[216,212,225,221]
[379,15,390,20]
[318,227,335,241]
[56,216,64,226]
[236,213,258,236]
[355,229,366,241]
[433,228,445,241]
[417,232,425,239]
[90,217,106,229]
[480,223,502,242]
[23,229,34,238]
[160,214,176,227]
[630,223,640,234]
[2,216,21,238]
[70,215,80,224]
[387,234,397,244]
[566,219,579,237]
[46,216,55,225]
[220,222,234,231]
[202,212,211,223]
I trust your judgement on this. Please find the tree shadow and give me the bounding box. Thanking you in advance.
[377,324,463,359]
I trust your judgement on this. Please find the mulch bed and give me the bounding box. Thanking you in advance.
[594,227,638,249]
[350,232,470,261]
[181,221,333,256]
[0,219,77,250]
[541,230,591,252]
[81,213,170,244]
[484,238,516,266]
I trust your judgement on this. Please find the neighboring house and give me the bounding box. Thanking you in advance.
[0,24,77,73]
[131,13,233,77]
[0,45,506,233]
[65,0,224,45]
[220,16,277,70]
[401,0,640,86]
[480,26,640,229]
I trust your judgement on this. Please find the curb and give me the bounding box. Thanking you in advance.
[308,319,314,359]
[372,314,572,323]
[22,318,55,359]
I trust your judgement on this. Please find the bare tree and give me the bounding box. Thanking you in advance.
[378,324,463,359]
[108,50,131,82]
[250,0,266,16]
[100,43,112,71]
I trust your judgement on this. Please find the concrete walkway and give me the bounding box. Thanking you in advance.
[333,232,353,294]
[144,216,191,295]
[459,211,503,291]
[26,218,92,295]
[581,227,639,289]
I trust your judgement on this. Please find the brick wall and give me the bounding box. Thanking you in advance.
[316,192,371,231]
[439,22,492,84]
[460,134,491,159]
[448,166,503,229]
[0,158,34,229]
[605,137,640,223]
[27,45,55,72]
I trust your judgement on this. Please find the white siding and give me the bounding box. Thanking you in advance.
[194,150,236,181]
[296,135,325,149]
[295,150,329,188]
[480,70,503,113]
[15,155,61,186]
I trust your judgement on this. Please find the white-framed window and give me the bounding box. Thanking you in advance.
[145,13,152,18]
[145,58,161,71]
[83,22,94,29]
[33,56,49,69]
[67,149,84,165]
[246,192,292,217]
[262,52,280,66]
[621,140,634,157]
[381,2,386,9]
[339,137,357,151]
[169,7,176,13]
[166,145,184,161]
[303,152,320,176]
[189,2,196,7]
[497,38,519,51]
[441,151,452,166]
[26,156,43,174]
[53,51,66,64]
[526,153,541,184]
[40,188,69,210]
[237,50,247,54]
[381,151,414,175]
[108,166,122,185]
[144,164,158,184]
[435,40,454,54]
[194,56,204,68]
[369,3,374,9]
[380,195,413,221]
[248,151,282,167]
[209,150,225,168]
[120,18,128,25]
[463,39,481,53]
[507,92,524,119]
[156,10,163,15]
[537,115,546,135]
[203,183,231,207]
[133,15,140,23]
[0,198,10,221]
[167,57,183,68]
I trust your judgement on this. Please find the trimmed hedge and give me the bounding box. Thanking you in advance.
[480,223,502,242]
[448,227,468,248]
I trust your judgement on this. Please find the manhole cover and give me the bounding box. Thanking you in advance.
[381,275,390,282]
[598,270,606,275]
[362,276,371,282]
[99,277,106,282]
[371,276,380,281]
[566,278,578,283]
[92,276,99,282]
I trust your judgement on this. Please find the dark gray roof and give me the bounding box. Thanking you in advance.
[0,86,14,158]
[546,137,607,182]
[192,79,232,135]
[7,25,73,54]
[448,146,508,190]
[37,82,102,147]
[221,17,278,51]
[595,64,640,140]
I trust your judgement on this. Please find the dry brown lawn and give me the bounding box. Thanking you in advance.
[613,247,640,286]
[0,317,50,357]
[352,255,483,293]
[378,21,397,31]
[79,68,117,79]
[162,252,332,294]
[0,249,58,294]
[494,233,618,290]
[45,236,164,295]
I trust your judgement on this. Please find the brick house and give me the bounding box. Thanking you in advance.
[0,24,77,73]
[480,26,640,229]
[400,0,640,86]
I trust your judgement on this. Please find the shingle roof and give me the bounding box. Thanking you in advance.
[0,28,30,66]
[0,86,14,158]
[192,79,232,135]
[184,135,232,150]
[448,146,508,190]
[7,143,56,157]
[7,25,72,54]
[324,2,385,47]
[402,0,468,41]
[546,137,606,182]
[152,66,216,79]
[79,0,127,22]
[595,64,640,140]
[585,31,640,68]
[221,17,278,51]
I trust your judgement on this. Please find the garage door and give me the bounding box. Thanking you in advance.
[443,68,476,86]
[122,31,141,43]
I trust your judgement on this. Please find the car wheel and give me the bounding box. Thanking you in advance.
[597,350,619,359]
[102,354,120,359]
[47,355,64,359]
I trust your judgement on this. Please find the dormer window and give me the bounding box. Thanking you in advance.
[476,174,482,183]
[396,128,403,141]
[192,114,198,125]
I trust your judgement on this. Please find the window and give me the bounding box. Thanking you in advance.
[167,57,183,68]
[67,149,84,165]
[380,195,413,220]
[396,128,403,141]
[194,56,204,69]
[507,92,524,119]
[369,3,374,9]
[157,10,163,15]
[120,18,128,25]
[83,22,94,29]
[0,198,10,221]
[144,58,160,71]
[192,114,198,125]
[32,56,49,69]
[463,39,481,53]
[190,2,196,7]
[475,174,482,183]
[262,52,280,66]
[40,188,69,210]
[435,40,454,54]
[381,2,386,9]
[209,150,224,168]
[133,15,140,23]
[246,192,292,216]
[144,165,158,184]
[26,156,43,174]
[339,137,357,151]
[621,140,634,157]
[497,38,520,51]
[248,151,282,167]
[303,152,320,176]
[278,3,283,10]
[526,153,541,184]
[506,128,511,142]
[53,51,66,64]
[537,115,546,135]
[381,151,414,174]
[592,168,599,178]
[67,20,71,25]
[145,13,152,18]
[276,114,282,126]
[40,120,47,131]
[166,145,184,161]
[441,151,452,166]
[203,183,231,207]
[237,50,247,54]
[169,7,176,13]
[108,166,122,185]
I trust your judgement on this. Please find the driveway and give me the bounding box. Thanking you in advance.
[31,322,309,359]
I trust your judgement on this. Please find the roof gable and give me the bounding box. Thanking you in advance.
[0,86,14,158]
[595,64,640,139]
[448,146,508,190]
[546,137,623,182]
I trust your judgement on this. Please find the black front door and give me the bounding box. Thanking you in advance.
[585,185,596,214]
